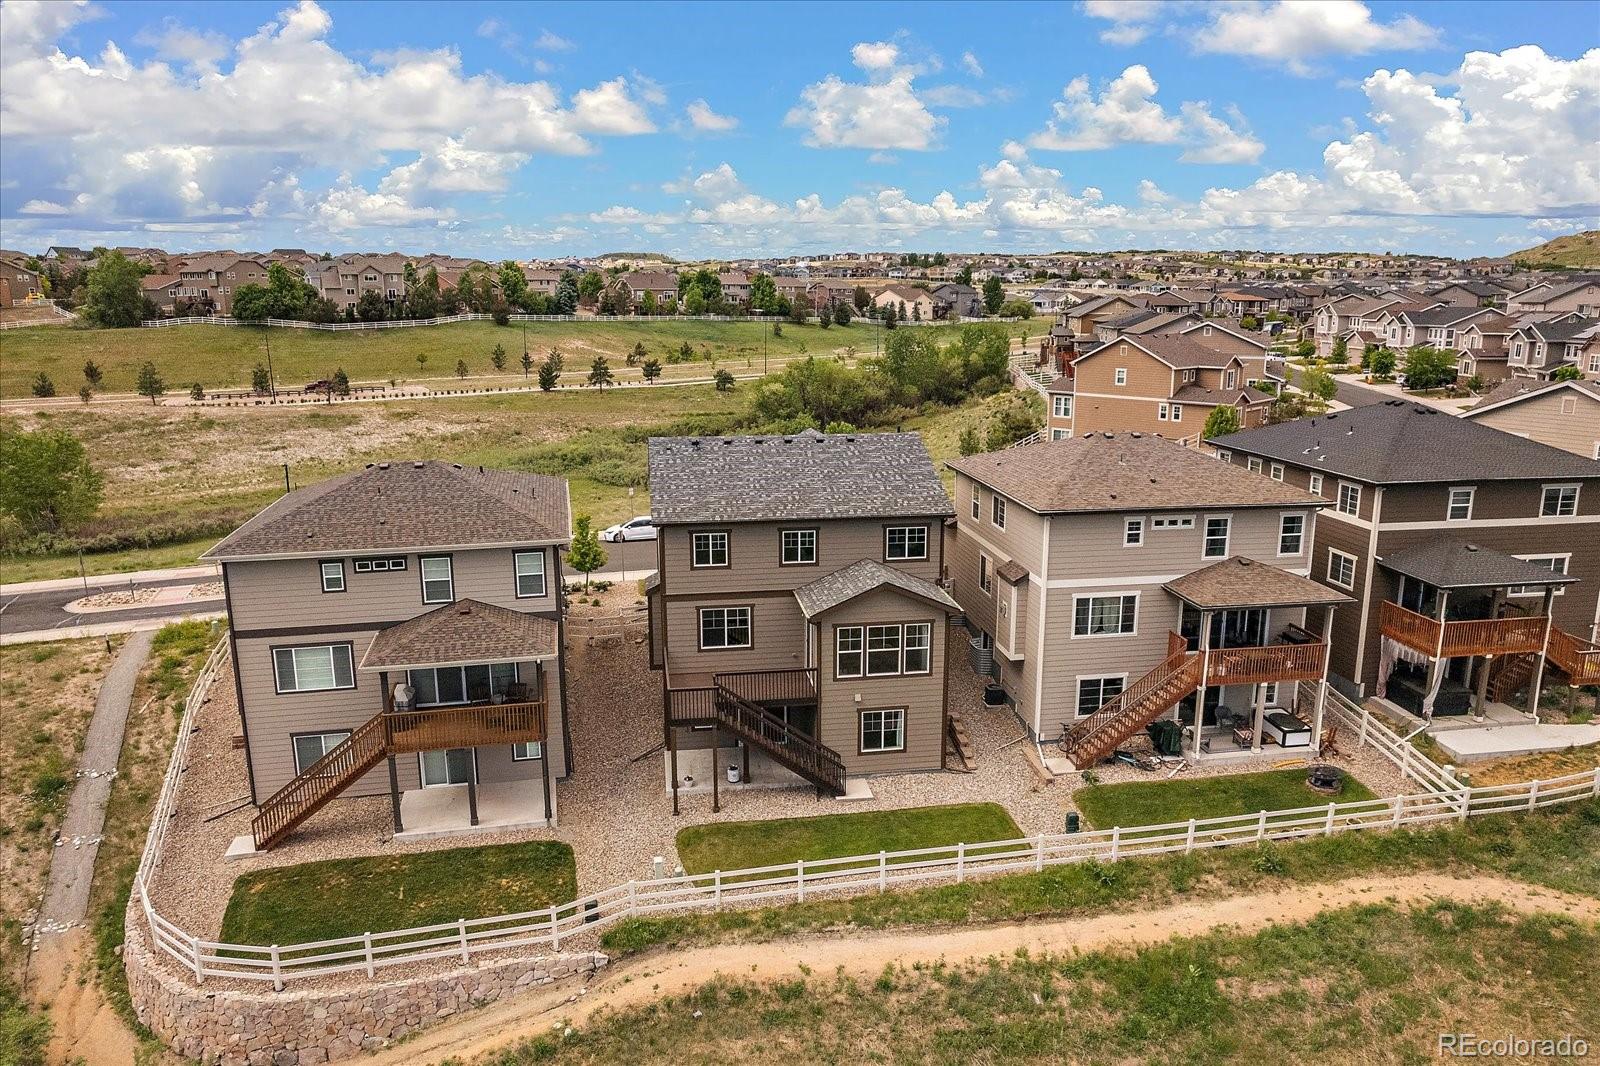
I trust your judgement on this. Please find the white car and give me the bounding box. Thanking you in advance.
[600,515,657,542]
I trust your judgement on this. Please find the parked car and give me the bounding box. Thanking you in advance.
[600,515,656,542]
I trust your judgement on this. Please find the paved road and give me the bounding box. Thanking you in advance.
[0,574,223,639]
[1331,377,1391,408]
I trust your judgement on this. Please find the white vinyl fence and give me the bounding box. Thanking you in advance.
[139,312,1023,330]
[133,642,1599,991]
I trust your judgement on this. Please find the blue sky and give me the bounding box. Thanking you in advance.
[1,0,1596,258]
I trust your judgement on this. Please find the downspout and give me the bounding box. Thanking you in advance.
[221,561,257,806]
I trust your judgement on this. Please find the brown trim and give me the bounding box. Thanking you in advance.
[552,555,574,779]
[696,603,755,651]
[661,588,797,602]
[222,562,258,805]
[688,527,732,569]
[318,558,347,594]
[882,522,931,562]
[856,705,908,755]
[419,552,455,604]
[512,547,549,599]
[832,618,935,681]
[288,727,354,774]
[269,641,358,695]
[777,527,820,567]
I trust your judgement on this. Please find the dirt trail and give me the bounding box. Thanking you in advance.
[30,929,145,1066]
[366,873,1599,1064]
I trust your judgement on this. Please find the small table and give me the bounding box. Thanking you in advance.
[1231,726,1254,748]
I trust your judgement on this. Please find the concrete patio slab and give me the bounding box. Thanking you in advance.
[395,780,552,842]
[1434,723,1600,763]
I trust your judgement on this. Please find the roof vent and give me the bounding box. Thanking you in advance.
[457,603,472,615]
[1466,544,1479,552]
[378,462,390,470]
[414,461,424,469]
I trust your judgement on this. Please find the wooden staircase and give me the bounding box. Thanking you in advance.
[1487,652,1536,704]
[1059,640,1202,770]
[712,682,846,795]
[251,713,389,851]
[1485,626,1600,705]
[946,710,978,772]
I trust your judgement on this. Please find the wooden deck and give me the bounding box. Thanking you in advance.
[1204,641,1328,685]
[1378,601,1548,659]
[387,699,547,753]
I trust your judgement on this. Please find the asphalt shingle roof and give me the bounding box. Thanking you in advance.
[1165,556,1353,610]
[1210,400,1600,484]
[793,560,959,618]
[1378,542,1580,591]
[647,430,953,524]
[359,599,561,671]
[204,461,570,559]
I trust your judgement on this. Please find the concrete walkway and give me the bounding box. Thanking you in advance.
[1434,721,1600,763]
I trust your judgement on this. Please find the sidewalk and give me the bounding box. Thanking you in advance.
[1,563,221,598]
[0,611,227,647]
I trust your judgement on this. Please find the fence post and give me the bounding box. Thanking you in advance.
[1392,794,1403,828]
[270,945,282,991]
[549,906,561,951]
[957,842,966,883]
[1185,819,1197,853]
[1526,778,1540,812]
[797,860,805,903]
[1034,835,1044,872]
[1458,786,1471,823]
[714,870,722,911]
[191,935,205,984]
[1324,803,1336,836]
[1110,826,1120,861]
[627,880,637,915]
[364,932,374,978]
[1358,705,1371,747]
[1592,768,1600,798]
[1256,810,1267,842]
[459,918,470,962]
[879,851,888,892]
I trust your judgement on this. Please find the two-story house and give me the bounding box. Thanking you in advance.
[1505,315,1600,380]
[947,433,1346,769]
[646,431,959,810]
[1213,402,1600,718]
[1381,306,1497,351]
[1464,378,1600,460]
[872,284,938,321]
[205,461,573,853]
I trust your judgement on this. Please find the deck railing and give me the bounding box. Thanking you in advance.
[1378,601,1548,658]
[1546,626,1600,685]
[712,668,817,704]
[386,699,547,753]
[1205,641,1328,685]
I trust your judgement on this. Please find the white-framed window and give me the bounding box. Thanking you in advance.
[273,644,355,693]
[514,551,546,597]
[1052,394,1073,419]
[1114,368,1127,386]
[1278,513,1305,555]
[1263,682,1279,705]
[836,625,864,678]
[903,622,932,674]
[292,731,351,773]
[1269,462,1284,482]
[1124,517,1144,547]
[991,496,1007,529]
[1326,548,1357,590]
[970,486,981,519]
[353,556,406,573]
[1170,403,1182,423]
[1540,484,1579,517]
[1073,593,1137,637]
[1157,402,1170,421]
[1151,515,1194,530]
[1509,555,1568,597]
[885,525,929,561]
[1336,482,1361,516]
[780,528,818,565]
[1309,474,1324,495]
[319,560,345,593]
[408,662,520,706]
[979,552,993,593]
[512,741,544,760]
[692,530,731,567]
[1075,675,1126,718]
[1447,487,1475,522]
[1051,428,1071,440]
[1203,515,1231,558]
[860,708,905,753]
[866,625,902,676]
[1247,456,1263,474]
[420,555,453,603]
[1216,449,1231,463]
[699,606,752,649]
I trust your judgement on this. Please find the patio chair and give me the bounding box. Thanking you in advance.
[1316,724,1342,760]
[1214,705,1238,731]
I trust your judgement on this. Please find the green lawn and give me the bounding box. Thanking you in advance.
[219,841,576,947]
[675,803,1023,875]
[1074,768,1378,831]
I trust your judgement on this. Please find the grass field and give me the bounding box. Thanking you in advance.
[675,803,1023,876]
[0,316,1053,396]
[1073,768,1379,831]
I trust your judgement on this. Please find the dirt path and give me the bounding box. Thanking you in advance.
[365,873,1599,1064]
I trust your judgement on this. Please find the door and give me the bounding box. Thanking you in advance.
[420,748,474,787]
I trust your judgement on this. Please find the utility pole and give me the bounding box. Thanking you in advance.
[263,324,277,401]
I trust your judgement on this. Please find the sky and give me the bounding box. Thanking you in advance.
[1,0,1597,260]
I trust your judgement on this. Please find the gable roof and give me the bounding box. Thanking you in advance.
[947,433,1320,515]
[1210,400,1600,484]
[204,461,571,560]
[793,560,959,619]
[1171,383,1273,407]
[1464,377,1600,418]
[648,430,953,525]
[1095,334,1241,370]
[1176,321,1269,351]
[358,599,561,672]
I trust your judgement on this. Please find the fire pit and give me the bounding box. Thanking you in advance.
[1307,765,1345,796]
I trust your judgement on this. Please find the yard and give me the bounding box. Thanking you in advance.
[675,803,1023,875]
[218,842,577,948]
[1073,768,1378,831]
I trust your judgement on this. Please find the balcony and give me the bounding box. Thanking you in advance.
[1378,601,1548,659]
[1204,639,1329,686]
[385,698,547,754]
[665,667,817,725]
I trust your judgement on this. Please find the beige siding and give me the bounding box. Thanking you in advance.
[656,518,942,597]
[1047,507,1311,582]
[662,595,808,676]
[1467,391,1600,459]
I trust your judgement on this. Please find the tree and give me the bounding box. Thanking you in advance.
[882,302,897,329]
[853,286,872,313]
[981,276,1005,315]
[31,373,55,398]
[537,356,560,392]
[554,273,579,314]
[1369,346,1397,380]
[999,299,1034,319]
[957,264,974,286]
[416,352,429,373]
[713,368,735,392]
[520,350,534,379]
[588,356,614,389]
[642,358,662,383]
[568,515,608,589]
[1241,314,1261,331]
[0,427,103,534]
[79,384,92,403]
[491,343,507,372]
[1330,335,1348,365]
[231,283,272,322]
[1400,346,1456,391]
[770,320,782,338]
[629,342,646,367]
[958,426,981,456]
[1553,364,1582,382]
[577,271,605,305]
[331,367,350,396]
[135,361,165,404]
[834,302,852,326]
[1300,364,1338,409]
[190,382,205,401]
[355,290,387,321]
[455,358,469,379]
[81,250,145,327]
[82,360,103,388]
[497,261,527,306]
[818,309,832,329]
[750,273,780,313]
[1204,404,1242,440]
[787,295,811,326]
[251,363,272,394]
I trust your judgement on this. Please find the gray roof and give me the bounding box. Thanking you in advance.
[1172,383,1273,406]
[1165,556,1353,610]
[1401,306,1489,326]
[1466,377,1600,415]
[359,599,561,671]
[1377,542,1580,591]
[793,560,960,619]
[1210,400,1600,484]
[205,461,571,559]
[647,430,953,525]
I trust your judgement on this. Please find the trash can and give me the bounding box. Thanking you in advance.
[727,764,741,784]
[1065,812,1081,834]
[1146,719,1183,756]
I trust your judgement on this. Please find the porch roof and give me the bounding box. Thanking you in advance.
[1165,556,1354,610]
[1377,541,1579,591]
[793,559,960,619]
[358,599,560,672]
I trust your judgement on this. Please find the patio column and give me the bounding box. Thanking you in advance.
[466,751,479,827]
[1192,609,1213,760]
[1310,606,1334,751]
[711,726,721,814]
[1250,682,1267,754]
[379,671,403,833]
[1527,585,1557,723]
[1474,589,1505,721]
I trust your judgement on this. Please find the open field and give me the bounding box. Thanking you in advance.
[0,316,1052,397]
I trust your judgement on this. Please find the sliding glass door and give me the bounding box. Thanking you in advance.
[419,748,475,787]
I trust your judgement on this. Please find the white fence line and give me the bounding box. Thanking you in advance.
[132,650,1598,988]
[1318,685,1465,798]
[139,312,1024,330]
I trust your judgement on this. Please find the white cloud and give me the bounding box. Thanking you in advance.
[571,77,657,135]
[1177,102,1264,164]
[1081,0,1166,46]
[786,44,945,151]
[867,151,899,165]
[1196,1,1442,73]
[685,98,737,132]
[1029,66,1183,150]
[19,199,69,215]
[534,30,575,52]
[960,51,984,77]
[922,84,993,108]
[851,41,901,71]
[134,19,230,71]
[1137,179,1171,205]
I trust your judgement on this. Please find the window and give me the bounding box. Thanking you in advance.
[866,625,902,676]
[1203,516,1230,558]
[1151,515,1194,530]
[1278,513,1305,555]
[1124,517,1144,546]
[1052,394,1073,419]
[979,553,992,593]
[1170,403,1182,423]
[1076,676,1125,717]
[1247,456,1263,474]
[1114,368,1127,386]
[292,731,351,773]
[991,496,1007,529]
[514,551,546,597]
[353,557,407,573]
[1509,556,1568,596]
[1327,549,1357,590]
[1309,474,1324,496]
[1216,449,1231,463]
[1158,402,1170,421]
[903,623,932,674]
[885,525,928,560]
[1541,484,1579,517]
[860,708,905,753]
[780,528,818,565]
[320,560,345,593]
[408,663,519,706]
[273,644,355,693]
[1051,428,1070,440]
[691,530,730,567]
[1263,682,1279,705]
[1073,594,1137,637]
[1269,463,1284,482]
[420,555,453,603]
[1336,482,1361,516]
[836,626,864,678]
[970,486,981,519]
[699,606,752,649]
[512,741,543,761]
[1447,487,1475,521]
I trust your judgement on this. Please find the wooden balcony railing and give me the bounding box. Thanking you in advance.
[1548,627,1600,686]
[715,668,818,704]
[1378,601,1442,656]
[1205,642,1328,685]
[1378,601,1548,659]
[666,685,719,725]
[387,699,547,754]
